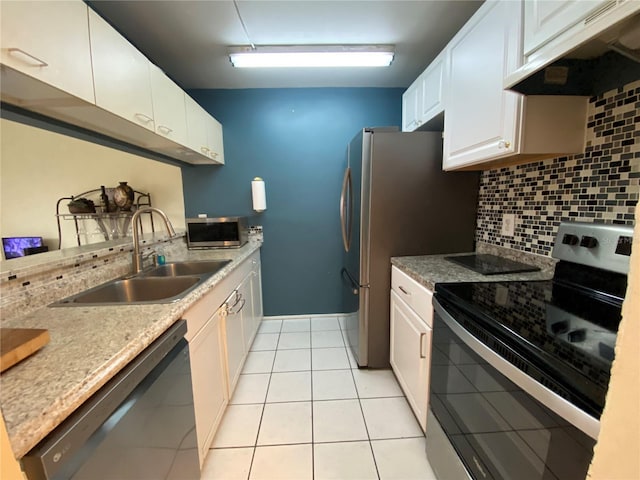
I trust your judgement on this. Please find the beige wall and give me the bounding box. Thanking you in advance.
[0,118,185,253]
[588,202,640,479]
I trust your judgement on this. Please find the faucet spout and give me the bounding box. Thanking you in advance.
[131,207,176,274]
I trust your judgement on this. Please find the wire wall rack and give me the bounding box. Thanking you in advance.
[55,187,155,248]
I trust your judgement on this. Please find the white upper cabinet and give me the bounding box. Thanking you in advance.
[206,115,225,165]
[185,96,211,162]
[185,95,224,165]
[443,0,522,169]
[523,0,610,55]
[401,78,421,132]
[149,64,188,146]
[88,9,155,132]
[0,0,94,103]
[402,49,446,132]
[443,0,588,171]
[419,50,446,125]
[506,0,640,89]
[0,1,226,165]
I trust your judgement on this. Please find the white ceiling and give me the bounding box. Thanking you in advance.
[87,0,483,90]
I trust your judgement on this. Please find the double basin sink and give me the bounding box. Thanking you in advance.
[52,260,232,306]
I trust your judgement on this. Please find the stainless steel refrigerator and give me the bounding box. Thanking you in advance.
[340,128,479,368]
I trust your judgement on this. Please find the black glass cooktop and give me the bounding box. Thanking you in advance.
[446,254,540,275]
[435,279,623,415]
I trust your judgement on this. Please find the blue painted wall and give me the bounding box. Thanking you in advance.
[182,88,403,316]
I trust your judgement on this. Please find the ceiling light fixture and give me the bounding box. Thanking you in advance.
[228,45,395,68]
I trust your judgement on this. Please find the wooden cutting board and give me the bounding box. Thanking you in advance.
[0,328,50,373]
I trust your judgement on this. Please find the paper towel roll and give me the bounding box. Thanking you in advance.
[252,177,267,212]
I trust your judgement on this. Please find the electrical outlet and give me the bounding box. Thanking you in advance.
[502,214,516,236]
[495,285,509,306]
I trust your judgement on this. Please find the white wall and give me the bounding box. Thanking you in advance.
[0,118,185,252]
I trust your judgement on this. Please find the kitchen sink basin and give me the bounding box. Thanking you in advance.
[52,276,202,306]
[142,260,232,278]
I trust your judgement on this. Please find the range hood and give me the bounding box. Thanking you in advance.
[506,6,640,97]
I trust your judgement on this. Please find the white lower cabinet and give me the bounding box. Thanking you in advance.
[224,285,247,395]
[390,266,433,432]
[250,256,264,337]
[226,254,263,396]
[182,249,263,468]
[188,307,227,468]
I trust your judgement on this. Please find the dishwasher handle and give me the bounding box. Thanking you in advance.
[22,320,188,480]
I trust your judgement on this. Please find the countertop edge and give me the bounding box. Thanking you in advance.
[391,251,555,292]
[2,241,261,459]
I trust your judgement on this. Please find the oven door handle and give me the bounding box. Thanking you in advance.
[432,298,600,440]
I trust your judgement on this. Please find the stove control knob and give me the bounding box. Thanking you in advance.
[551,321,569,334]
[562,234,579,246]
[568,329,587,343]
[580,236,598,249]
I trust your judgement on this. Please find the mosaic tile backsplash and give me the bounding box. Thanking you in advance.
[0,235,186,321]
[476,80,639,257]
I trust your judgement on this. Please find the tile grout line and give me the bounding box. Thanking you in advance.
[309,320,315,480]
[245,322,281,480]
[341,322,383,480]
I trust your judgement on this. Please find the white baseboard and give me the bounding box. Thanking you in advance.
[264,313,347,321]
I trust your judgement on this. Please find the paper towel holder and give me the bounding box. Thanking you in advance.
[252,177,267,212]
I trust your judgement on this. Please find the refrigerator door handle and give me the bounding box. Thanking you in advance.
[340,167,353,252]
[341,268,363,295]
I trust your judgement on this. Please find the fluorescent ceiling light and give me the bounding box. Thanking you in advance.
[228,45,395,68]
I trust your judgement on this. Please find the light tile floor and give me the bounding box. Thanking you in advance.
[202,316,437,480]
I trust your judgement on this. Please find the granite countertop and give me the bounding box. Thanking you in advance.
[391,245,556,291]
[0,241,261,459]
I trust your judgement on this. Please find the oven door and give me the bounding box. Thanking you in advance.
[426,298,597,480]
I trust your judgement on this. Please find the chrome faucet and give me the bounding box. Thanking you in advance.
[131,207,176,274]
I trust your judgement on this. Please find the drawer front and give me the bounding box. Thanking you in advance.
[391,266,433,327]
[183,255,254,341]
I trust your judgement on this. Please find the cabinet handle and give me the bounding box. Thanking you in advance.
[228,295,246,315]
[419,332,427,359]
[8,48,48,67]
[498,140,511,149]
[398,286,411,296]
[134,113,154,125]
[201,146,210,154]
[157,125,173,134]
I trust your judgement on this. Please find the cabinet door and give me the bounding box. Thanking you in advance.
[419,51,446,124]
[250,257,264,335]
[390,290,431,432]
[0,0,94,103]
[524,0,609,56]
[224,290,246,395]
[149,64,188,146]
[239,275,255,353]
[443,0,522,170]
[206,115,225,164]
[185,95,214,163]
[189,310,228,467]
[401,78,421,132]
[88,10,155,131]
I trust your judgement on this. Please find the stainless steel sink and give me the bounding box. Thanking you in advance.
[52,276,202,306]
[51,259,234,306]
[141,260,232,278]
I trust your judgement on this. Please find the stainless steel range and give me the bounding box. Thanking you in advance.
[426,222,633,480]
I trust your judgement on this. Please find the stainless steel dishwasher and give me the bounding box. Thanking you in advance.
[22,320,199,480]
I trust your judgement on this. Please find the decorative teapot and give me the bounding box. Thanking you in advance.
[113,182,134,211]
